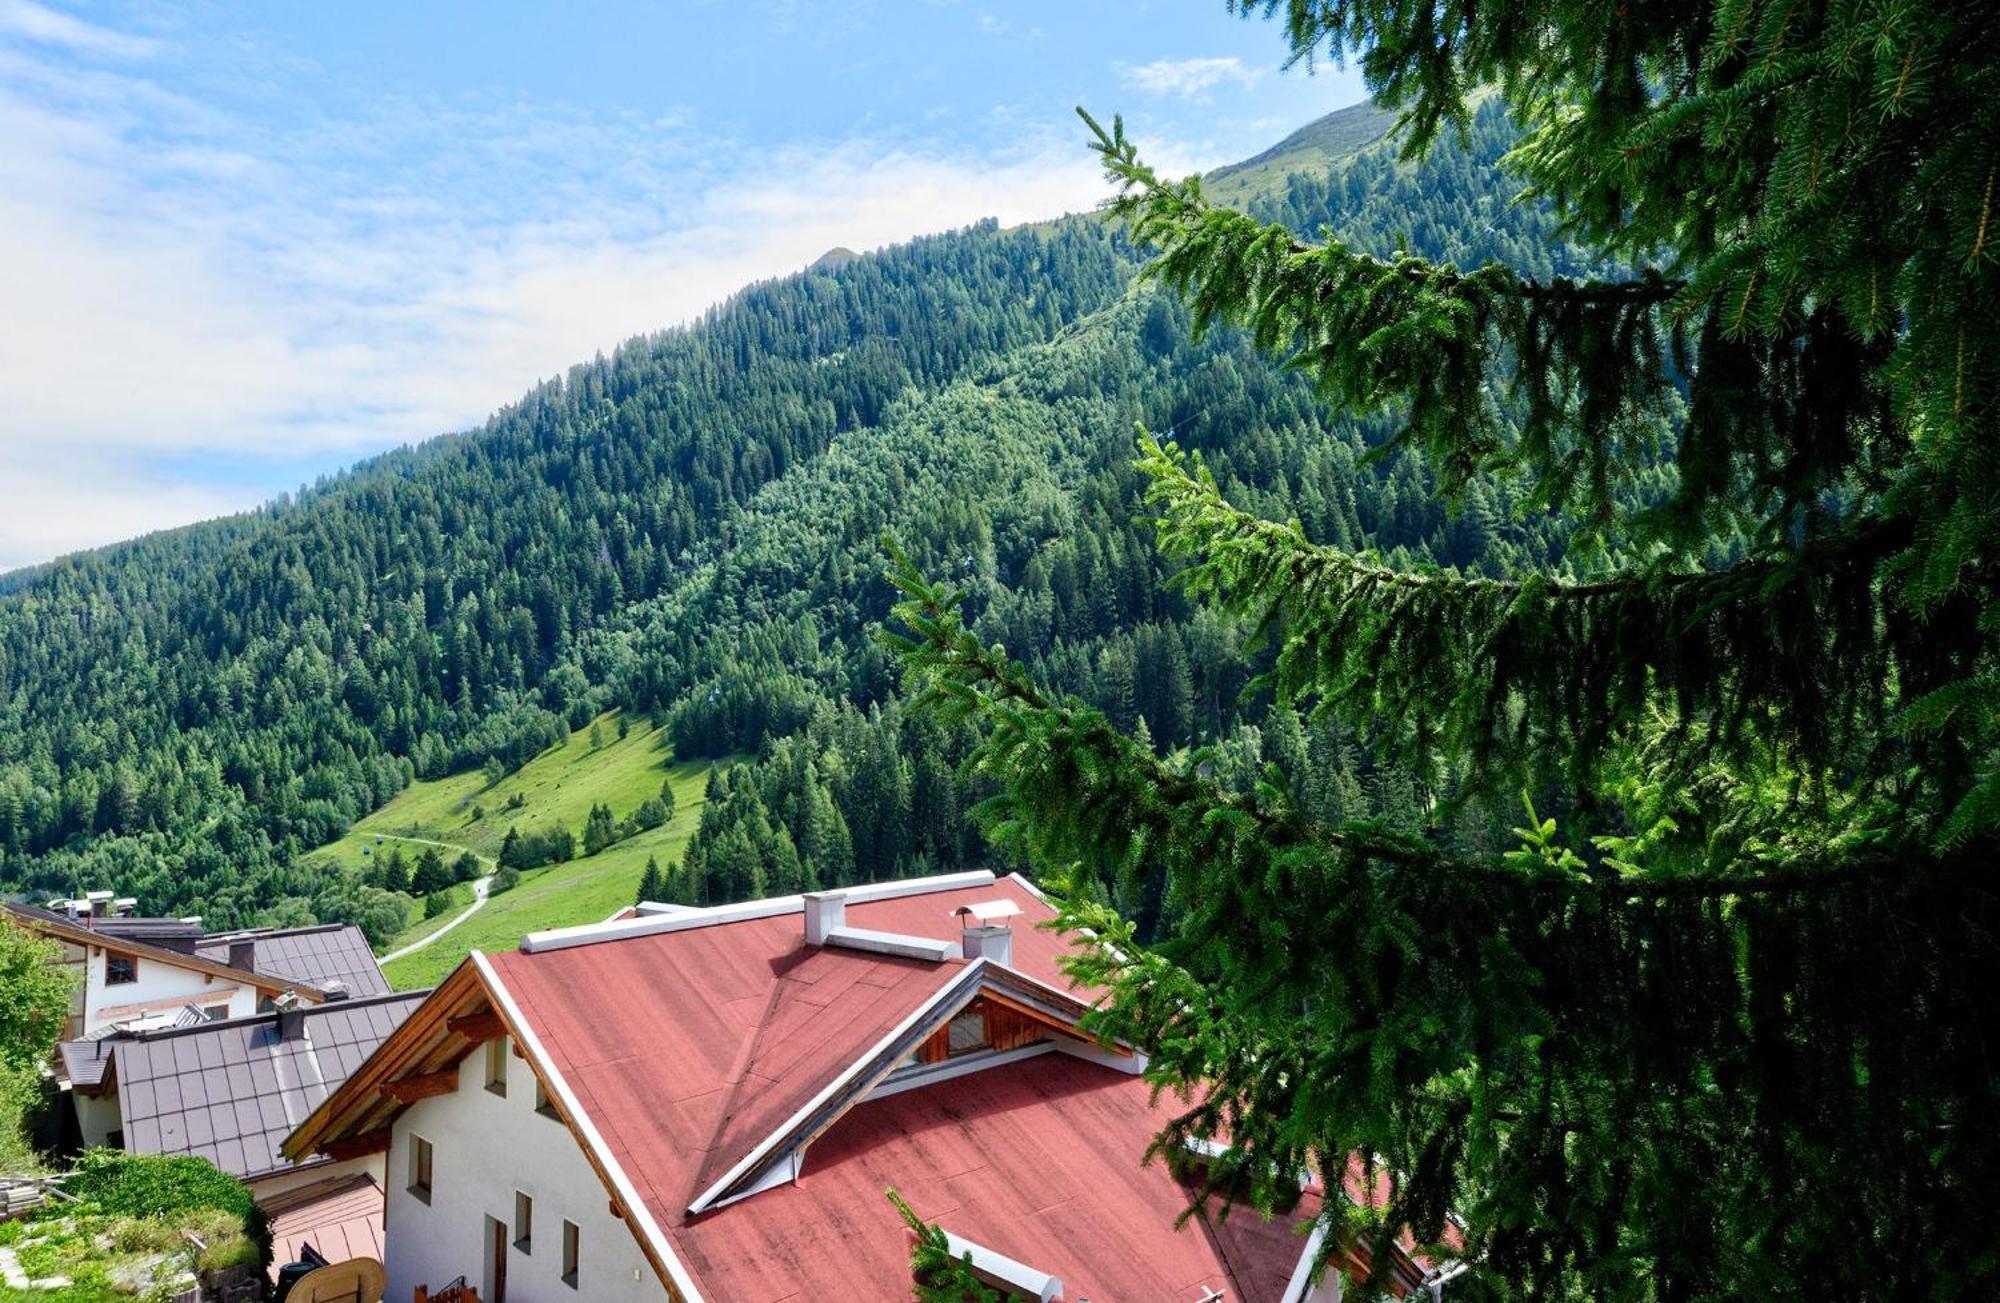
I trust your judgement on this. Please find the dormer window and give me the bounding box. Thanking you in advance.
[946,1007,990,1056]
[911,996,1050,1067]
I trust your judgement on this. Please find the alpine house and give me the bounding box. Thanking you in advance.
[283,870,1452,1301]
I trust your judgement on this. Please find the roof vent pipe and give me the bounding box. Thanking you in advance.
[960,925,1013,968]
[803,891,847,946]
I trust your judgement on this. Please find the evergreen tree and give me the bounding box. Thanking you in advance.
[376,846,410,895]
[635,855,663,906]
[583,802,618,856]
[889,4,2000,1297]
[887,1190,1000,1303]
[409,847,450,897]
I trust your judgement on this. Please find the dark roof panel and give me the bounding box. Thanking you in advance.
[110,990,426,1181]
[57,1040,114,1091]
[196,924,390,998]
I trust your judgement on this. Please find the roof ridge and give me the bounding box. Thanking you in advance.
[688,958,806,1198]
[519,870,1000,954]
[121,987,430,1040]
[198,922,353,943]
[688,959,1120,1215]
[687,959,992,1215]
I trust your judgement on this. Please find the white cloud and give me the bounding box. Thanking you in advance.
[0,0,154,59]
[1117,55,1262,100]
[0,15,1127,571]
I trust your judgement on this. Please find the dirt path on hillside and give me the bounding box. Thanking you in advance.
[367,833,495,962]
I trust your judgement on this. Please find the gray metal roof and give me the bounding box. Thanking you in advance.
[110,990,427,1181]
[58,1039,113,1090]
[195,924,390,998]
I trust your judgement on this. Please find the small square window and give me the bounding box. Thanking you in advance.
[513,1191,532,1253]
[485,1037,508,1096]
[202,1005,229,1022]
[105,954,137,985]
[561,1219,580,1288]
[408,1134,433,1204]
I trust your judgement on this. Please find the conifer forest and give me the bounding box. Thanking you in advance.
[3,1,1996,1296]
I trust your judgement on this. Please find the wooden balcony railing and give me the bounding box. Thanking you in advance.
[413,1277,482,1303]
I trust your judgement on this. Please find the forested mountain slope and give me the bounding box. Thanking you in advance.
[0,98,1603,930]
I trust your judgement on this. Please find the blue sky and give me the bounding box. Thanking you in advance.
[0,1,1366,570]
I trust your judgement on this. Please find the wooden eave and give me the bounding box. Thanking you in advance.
[281,958,491,1163]
[4,907,318,1000]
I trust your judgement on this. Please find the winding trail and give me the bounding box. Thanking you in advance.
[365,833,496,963]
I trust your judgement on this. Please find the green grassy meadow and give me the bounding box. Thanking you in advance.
[301,710,731,989]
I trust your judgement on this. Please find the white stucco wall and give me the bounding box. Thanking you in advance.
[384,1037,670,1303]
[78,945,254,1035]
[73,1090,124,1149]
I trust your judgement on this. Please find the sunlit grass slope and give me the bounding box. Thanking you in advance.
[301,709,732,989]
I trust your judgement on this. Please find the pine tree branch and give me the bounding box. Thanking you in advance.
[1130,430,1910,804]
[1140,430,1900,600]
[883,541,1910,900]
[1080,108,1680,307]
[1078,107,1686,521]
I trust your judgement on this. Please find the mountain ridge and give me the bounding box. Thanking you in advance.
[0,98,1569,936]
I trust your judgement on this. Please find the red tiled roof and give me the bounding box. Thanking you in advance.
[686,1053,1311,1303]
[688,943,962,1198]
[488,876,1320,1302]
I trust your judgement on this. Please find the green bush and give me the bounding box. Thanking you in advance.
[62,1150,252,1221]
[62,1150,270,1271]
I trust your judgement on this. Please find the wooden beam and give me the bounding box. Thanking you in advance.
[980,989,1119,1051]
[324,1129,393,1161]
[446,1010,505,1043]
[383,1066,458,1103]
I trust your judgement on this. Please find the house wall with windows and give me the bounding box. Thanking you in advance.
[74,941,254,1036]
[384,1035,668,1303]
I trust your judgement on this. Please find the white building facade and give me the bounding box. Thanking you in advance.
[384,1036,667,1303]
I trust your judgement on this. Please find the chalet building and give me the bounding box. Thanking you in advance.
[5,893,421,1273]
[5,894,388,1041]
[63,989,427,1267]
[284,870,1457,1302]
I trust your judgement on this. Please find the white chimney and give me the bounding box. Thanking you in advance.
[960,925,1013,968]
[802,891,847,946]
